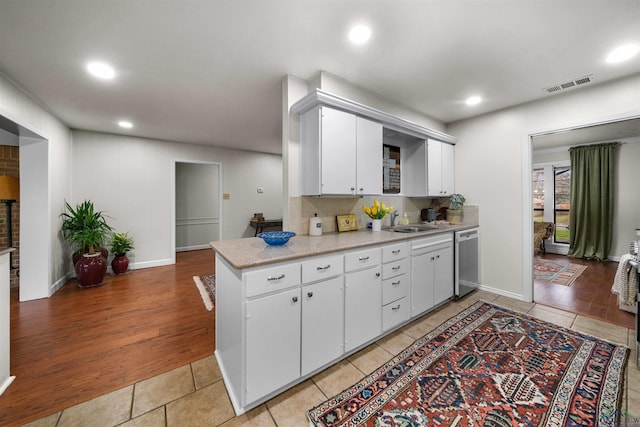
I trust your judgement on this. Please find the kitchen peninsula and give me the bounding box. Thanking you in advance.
[211,224,477,414]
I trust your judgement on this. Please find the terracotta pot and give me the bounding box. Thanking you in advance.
[111,255,129,275]
[75,253,107,288]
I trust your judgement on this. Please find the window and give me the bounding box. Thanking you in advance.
[532,168,544,222]
[554,167,571,243]
[532,163,571,245]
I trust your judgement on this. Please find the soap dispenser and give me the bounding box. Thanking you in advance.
[309,213,322,236]
[401,212,409,225]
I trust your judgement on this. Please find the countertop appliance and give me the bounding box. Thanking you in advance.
[455,228,479,298]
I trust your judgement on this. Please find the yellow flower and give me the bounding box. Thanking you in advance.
[373,200,380,208]
[381,202,387,212]
[372,206,378,216]
[363,206,371,215]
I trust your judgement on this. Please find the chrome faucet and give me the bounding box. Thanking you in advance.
[390,210,399,227]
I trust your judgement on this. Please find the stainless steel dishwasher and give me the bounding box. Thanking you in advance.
[455,228,479,298]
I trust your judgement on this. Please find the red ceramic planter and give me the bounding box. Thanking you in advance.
[111,255,130,275]
[75,252,107,287]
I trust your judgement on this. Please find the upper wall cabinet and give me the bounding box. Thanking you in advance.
[300,105,382,196]
[404,139,455,197]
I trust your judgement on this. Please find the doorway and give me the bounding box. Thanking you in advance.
[524,114,640,325]
[174,161,222,256]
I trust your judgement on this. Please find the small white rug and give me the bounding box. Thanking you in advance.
[193,274,215,311]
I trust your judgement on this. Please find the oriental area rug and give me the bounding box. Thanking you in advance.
[307,301,628,427]
[534,258,587,286]
[193,274,216,311]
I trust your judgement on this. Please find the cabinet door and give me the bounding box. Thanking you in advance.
[427,139,443,197]
[411,252,435,317]
[345,267,382,352]
[441,142,455,196]
[301,276,344,376]
[433,245,454,306]
[246,288,301,404]
[321,107,357,194]
[356,117,382,195]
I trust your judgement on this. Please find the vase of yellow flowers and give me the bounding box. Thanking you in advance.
[363,200,393,232]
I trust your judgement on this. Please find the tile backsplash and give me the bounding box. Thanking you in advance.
[289,196,479,235]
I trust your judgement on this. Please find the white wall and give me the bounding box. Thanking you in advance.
[175,162,220,251]
[448,74,640,300]
[71,130,282,270]
[0,73,73,300]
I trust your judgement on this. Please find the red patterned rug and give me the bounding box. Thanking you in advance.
[193,274,215,311]
[534,258,587,286]
[307,301,628,427]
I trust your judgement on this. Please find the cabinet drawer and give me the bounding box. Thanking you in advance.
[382,297,410,331]
[382,242,408,263]
[382,258,408,280]
[344,248,381,272]
[245,263,301,298]
[382,275,408,305]
[302,255,344,284]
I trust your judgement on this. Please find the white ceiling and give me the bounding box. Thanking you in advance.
[0,0,639,154]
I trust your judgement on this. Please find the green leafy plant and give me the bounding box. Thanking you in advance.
[110,232,134,257]
[60,200,113,255]
[449,194,466,210]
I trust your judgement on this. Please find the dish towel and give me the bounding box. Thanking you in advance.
[611,253,638,313]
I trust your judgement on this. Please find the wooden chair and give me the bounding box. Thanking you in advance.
[534,222,554,254]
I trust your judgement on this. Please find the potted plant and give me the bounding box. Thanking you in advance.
[447,194,465,224]
[60,200,112,287]
[110,232,134,274]
[362,200,394,231]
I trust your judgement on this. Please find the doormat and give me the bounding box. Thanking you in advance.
[193,274,215,311]
[307,301,629,427]
[534,258,587,286]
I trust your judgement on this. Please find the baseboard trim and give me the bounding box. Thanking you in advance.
[176,245,211,252]
[129,258,174,270]
[478,284,527,302]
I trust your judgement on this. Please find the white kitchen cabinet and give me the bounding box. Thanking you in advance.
[410,234,454,317]
[381,242,410,331]
[345,266,382,352]
[300,105,382,196]
[246,287,301,403]
[427,139,455,197]
[301,276,344,376]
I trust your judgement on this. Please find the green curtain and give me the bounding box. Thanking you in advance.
[567,143,618,260]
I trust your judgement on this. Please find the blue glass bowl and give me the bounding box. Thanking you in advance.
[257,231,296,246]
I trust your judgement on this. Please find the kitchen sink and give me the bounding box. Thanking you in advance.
[386,225,435,233]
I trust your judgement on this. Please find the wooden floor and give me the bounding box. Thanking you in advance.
[534,253,635,329]
[1,250,216,427]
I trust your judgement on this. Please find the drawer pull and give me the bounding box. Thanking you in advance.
[391,304,401,311]
[375,272,381,277]
[392,265,401,271]
[392,280,401,286]
[358,256,370,261]
[392,249,401,254]
[292,296,298,303]
[307,291,314,298]
[316,265,331,271]
[267,274,285,281]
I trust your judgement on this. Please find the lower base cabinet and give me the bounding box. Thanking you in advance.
[246,287,301,403]
[344,267,382,352]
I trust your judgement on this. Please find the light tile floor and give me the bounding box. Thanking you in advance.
[23,291,640,427]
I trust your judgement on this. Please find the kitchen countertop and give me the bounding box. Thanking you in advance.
[211,224,478,269]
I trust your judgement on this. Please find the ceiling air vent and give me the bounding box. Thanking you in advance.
[543,74,594,94]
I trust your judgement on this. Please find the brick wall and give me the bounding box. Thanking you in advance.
[0,145,20,287]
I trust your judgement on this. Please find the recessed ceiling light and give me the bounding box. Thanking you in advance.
[465,96,482,106]
[349,25,371,45]
[606,44,639,63]
[118,120,133,129]
[86,61,116,80]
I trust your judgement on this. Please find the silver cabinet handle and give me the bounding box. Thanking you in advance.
[392,280,400,286]
[359,187,364,192]
[307,291,313,298]
[392,304,401,311]
[392,249,401,254]
[316,265,331,271]
[267,274,285,281]
[392,265,401,271]
[375,272,381,277]
[358,256,370,261]
[292,296,298,303]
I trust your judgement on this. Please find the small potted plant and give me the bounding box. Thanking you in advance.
[110,232,134,274]
[362,200,394,231]
[60,200,112,287]
[447,194,465,224]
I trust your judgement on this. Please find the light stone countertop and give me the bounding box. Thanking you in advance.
[211,224,478,270]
